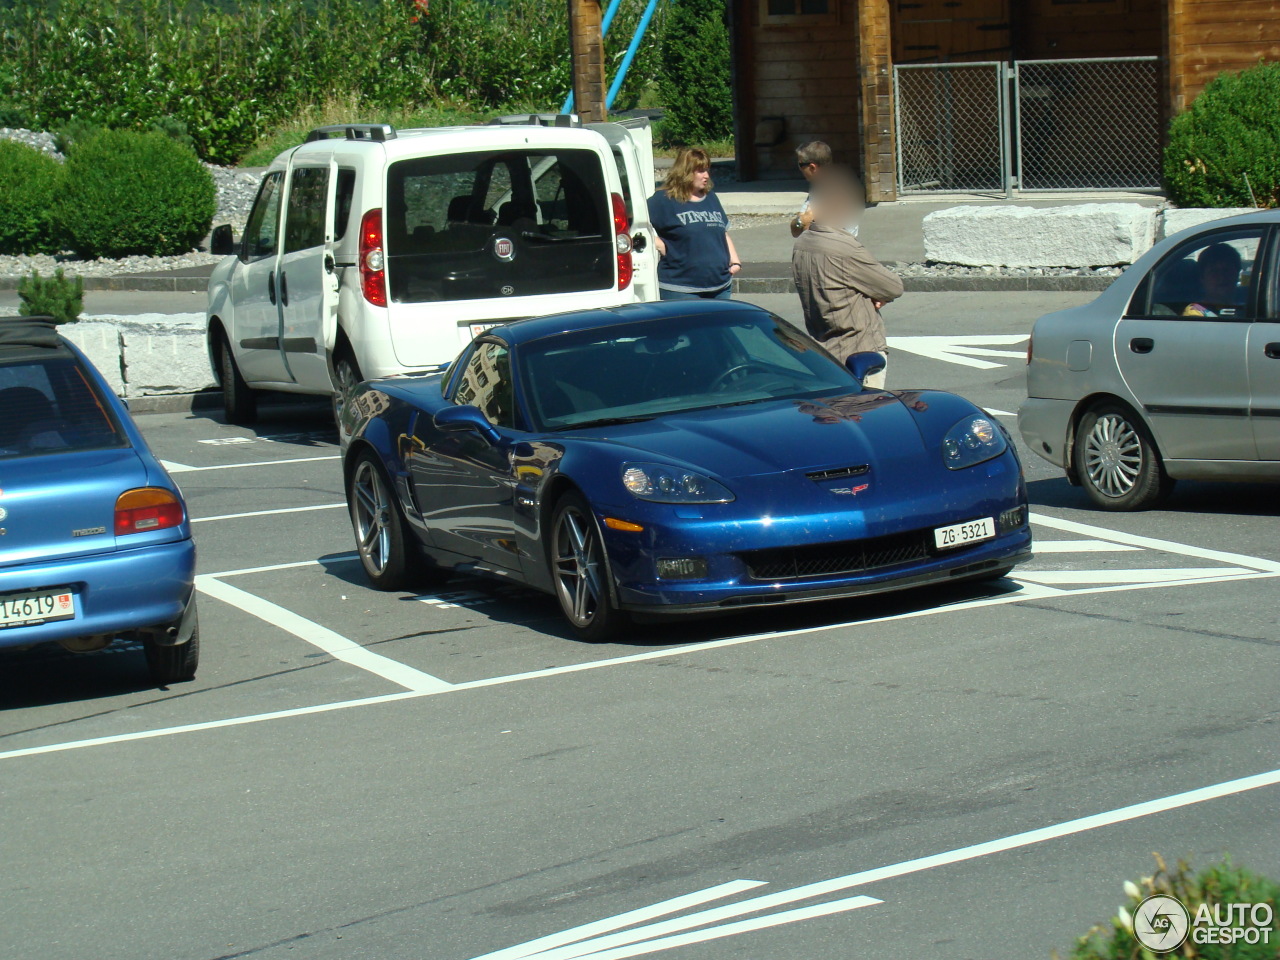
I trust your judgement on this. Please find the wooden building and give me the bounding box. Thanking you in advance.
[728,0,1280,200]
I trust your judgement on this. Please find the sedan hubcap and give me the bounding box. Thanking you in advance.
[1084,414,1142,497]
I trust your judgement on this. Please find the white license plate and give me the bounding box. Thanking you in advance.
[468,322,500,338]
[934,517,995,550]
[0,588,76,629]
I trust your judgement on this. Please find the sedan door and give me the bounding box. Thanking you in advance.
[1249,232,1280,459]
[1115,227,1264,462]
[406,340,522,573]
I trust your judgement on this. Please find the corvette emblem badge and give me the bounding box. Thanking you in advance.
[830,484,870,496]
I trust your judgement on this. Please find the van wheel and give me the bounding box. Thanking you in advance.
[332,349,362,434]
[218,336,257,425]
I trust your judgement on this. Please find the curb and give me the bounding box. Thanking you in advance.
[0,275,210,293]
[125,391,328,416]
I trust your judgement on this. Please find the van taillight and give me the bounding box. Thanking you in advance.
[359,208,387,307]
[115,488,184,536]
[611,193,632,291]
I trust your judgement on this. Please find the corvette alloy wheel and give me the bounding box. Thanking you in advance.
[551,492,627,642]
[349,452,411,589]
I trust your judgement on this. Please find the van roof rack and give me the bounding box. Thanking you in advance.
[305,124,398,143]
[486,114,580,128]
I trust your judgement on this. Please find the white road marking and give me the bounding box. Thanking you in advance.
[195,575,452,693]
[192,503,347,523]
[161,455,338,473]
[887,335,1028,370]
[1032,539,1141,553]
[206,553,358,579]
[1017,566,1257,585]
[1031,513,1280,572]
[985,408,1016,418]
[0,691,420,761]
[471,767,1280,960]
[472,880,766,960]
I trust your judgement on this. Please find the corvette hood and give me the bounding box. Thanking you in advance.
[589,392,929,480]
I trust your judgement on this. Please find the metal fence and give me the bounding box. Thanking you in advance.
[894,57,1160,195]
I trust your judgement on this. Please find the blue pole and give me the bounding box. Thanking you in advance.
[562,0,627,114]
[605,0,660,112]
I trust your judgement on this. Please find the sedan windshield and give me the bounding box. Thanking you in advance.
[517,310,861,431]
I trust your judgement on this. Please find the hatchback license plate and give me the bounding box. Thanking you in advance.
[0,589,76,629]
[934,517,995,550]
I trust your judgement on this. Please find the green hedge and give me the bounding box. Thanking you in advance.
[1164,61,1280,209]
[0,0,664,165]
[0,141,63,255]
[56,130,216,258]
[656,0,733,145]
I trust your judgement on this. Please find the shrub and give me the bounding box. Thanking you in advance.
[53,119,103,156]
[1059,854,1280,960]
[655,0,733,145]
[56,129,216,258]
[1164,61,1280,209]
[18,268,83,324]
[0,140,63,254]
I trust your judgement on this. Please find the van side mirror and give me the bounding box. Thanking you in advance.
[210,224,236,257]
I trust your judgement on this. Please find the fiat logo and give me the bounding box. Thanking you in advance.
[493,237,515,261]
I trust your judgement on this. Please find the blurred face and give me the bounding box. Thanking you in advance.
[691,166,711,195]
[1200,257,1239,302]
[798,160,819,183]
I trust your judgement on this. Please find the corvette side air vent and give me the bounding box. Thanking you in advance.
[806,464,869,482]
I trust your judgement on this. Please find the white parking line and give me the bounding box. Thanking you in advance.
[162,455,338,473]
[1032,539,1141,553]
[192,503,347,523]
[195,575,452,694]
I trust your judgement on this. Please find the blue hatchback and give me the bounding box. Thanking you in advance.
[0,316,198,684]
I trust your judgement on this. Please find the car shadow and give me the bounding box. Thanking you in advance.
[185,399,337,447]
[0,640,165,711]
[1028,475,1280,518]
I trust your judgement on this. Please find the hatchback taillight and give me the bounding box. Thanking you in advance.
[115,488,184,536]
[611,193,632,291]
[359,208,387,307]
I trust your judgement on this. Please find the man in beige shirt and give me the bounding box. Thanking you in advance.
[791,181,902,389]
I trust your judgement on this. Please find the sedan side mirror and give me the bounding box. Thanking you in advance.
[210,224,236,257]
[434,404,502,444]
[846,351,886,386]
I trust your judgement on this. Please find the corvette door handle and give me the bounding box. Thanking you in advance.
[268,270,276,305]
[279,272,289,307]
[1266,342,1280,359]
[1130,337,1154,354]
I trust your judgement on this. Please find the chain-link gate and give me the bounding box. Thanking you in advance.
[894,57,1160,195]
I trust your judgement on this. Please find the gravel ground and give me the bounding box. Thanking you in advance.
[0,128,1125,282]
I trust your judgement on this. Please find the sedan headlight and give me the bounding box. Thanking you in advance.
[621,462,734,503]
[942,415,1006,470]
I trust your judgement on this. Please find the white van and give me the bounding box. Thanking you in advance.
[206,116,658,424]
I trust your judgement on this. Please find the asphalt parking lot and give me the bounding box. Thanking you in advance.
[2,291,1278,960]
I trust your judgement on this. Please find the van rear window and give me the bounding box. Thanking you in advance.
[0,357,126,459]
[385,148,613,303]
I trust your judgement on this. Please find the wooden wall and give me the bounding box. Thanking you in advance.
[734,0,863,181]
[1167,0,1280,112]
[1015,0,1162,60]
[892,0,1011,64]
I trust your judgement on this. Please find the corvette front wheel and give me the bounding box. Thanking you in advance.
[550,491,629,643]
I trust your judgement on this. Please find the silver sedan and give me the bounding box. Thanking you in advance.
[1019,210,1280,510]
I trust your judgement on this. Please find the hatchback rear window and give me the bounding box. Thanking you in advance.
[0,357,126,459]
[385,148,613,303]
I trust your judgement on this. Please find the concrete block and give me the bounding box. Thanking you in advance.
[923,203,1159,268]
[119,324,215,397]
[1159,208,1260,240]
[61,321,126,396]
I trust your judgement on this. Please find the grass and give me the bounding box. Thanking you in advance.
[236,94,737,167]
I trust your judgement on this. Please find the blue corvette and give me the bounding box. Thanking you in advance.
[0,317,197,683]
[341,301,1030,641]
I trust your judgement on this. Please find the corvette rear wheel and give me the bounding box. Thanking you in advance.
[1074,402,1172,511]
[349,451,413,590]
[551,491,628,643]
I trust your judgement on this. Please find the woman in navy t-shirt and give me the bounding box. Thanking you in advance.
[647,147,741,300]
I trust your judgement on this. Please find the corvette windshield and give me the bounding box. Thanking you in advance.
[518,310,861,430]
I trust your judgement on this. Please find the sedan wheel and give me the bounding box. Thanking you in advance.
[1074,403,1172,511]
[551,491,628,642]
[349,452,412,590]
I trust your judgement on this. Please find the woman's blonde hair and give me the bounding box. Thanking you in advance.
[662,147,714,203]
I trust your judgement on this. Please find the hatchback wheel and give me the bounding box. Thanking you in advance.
[349,451,413,590]
[1074,403,1172,511]
[550,491,628,642]
[144,610,200,685]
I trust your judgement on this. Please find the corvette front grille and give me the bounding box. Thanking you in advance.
[739,530,933,581]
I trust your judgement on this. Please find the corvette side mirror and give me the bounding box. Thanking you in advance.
[846,351,886,386]
[434,404,502,444]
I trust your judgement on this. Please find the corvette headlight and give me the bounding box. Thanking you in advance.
[942,416,1006,470]
[621,462,734,503]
